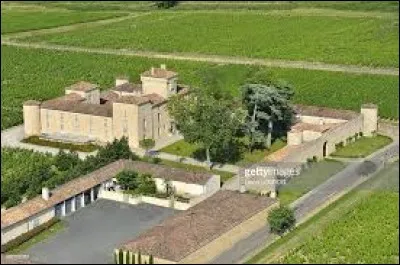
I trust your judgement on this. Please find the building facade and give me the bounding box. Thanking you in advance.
[23,65,187,149]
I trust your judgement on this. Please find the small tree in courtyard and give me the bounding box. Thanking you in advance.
[268,205,296,236]
[116,170,139,191]
[139,139,155,154]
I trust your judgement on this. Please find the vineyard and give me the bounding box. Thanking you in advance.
[281,191,399,264]
[1,45,398,130]
[20,11,399,67]
[1,9,128,34]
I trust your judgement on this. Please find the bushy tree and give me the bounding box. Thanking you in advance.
[136,174,157,195]
[242,83,294,150]
[268,205,296,236]
[54,150,80,171]
[168,88,245,164]
[154,1,178,9]
[116,170,139,191]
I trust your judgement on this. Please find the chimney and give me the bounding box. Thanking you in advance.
[151,67,155,76]
[115,76,129,87]
[42,187,50,201]
[160,64,166,70]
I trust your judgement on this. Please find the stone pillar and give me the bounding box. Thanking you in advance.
[90,188,95,202]
[81,192,85,207]
[61,201,66,216]
[71,196,76,212]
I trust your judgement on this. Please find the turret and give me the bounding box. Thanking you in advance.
[23,100,41,137]
[361,103,378,137]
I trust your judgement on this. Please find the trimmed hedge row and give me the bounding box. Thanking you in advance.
[22,136,99,152]
[1,217,60,253]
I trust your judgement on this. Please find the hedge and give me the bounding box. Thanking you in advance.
[1,217,60,253]
[22,136,99,152]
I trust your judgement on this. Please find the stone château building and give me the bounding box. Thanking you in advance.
[23,65,187,149]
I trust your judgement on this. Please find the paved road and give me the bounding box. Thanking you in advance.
[2,40,398,76]
[211,139,399,264]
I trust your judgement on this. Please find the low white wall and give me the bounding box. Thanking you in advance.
[1,207,55,245]
[98,190,191,210]
[298,115,347,125]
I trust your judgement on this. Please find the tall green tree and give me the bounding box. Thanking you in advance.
[242,83,294,150]
[168,88,245,165]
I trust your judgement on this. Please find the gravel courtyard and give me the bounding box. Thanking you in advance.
[24,199,177,264]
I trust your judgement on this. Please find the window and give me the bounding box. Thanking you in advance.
[89,117,93,135]
[104,119,108,137]
[123,110,128,135]
[46,110,50,129]
[60,113,64,131]
[157,113,161,136]
[74,114,79,131]
[143,118,146,139]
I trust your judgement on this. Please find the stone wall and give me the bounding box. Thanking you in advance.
[378,119,399,138]
[282,115,363,163]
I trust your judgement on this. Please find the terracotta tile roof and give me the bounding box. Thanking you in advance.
[41,100,113,117]
[1,160,215,229]
[141,68,177,79]
[62,93,85,101]
[141,93,166,105]
[115,95,151,105]
[120,191,276,262]
[113,83,142,93]
[290,122,337,133]
[293,104,359,120]
[266,145,300,162]
[1,160,126,229]
[65,81,98,92]
[23,100,41,106]
[100,90,120,102]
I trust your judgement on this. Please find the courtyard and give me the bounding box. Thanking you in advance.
[22,199,177,264]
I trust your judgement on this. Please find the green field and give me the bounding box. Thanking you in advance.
[1,9,128,34]
[331,134,393,158]
[1,46,398,130]
[248,161,399,264]
[20,12,399,67]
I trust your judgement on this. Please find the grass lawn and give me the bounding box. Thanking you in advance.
[247,161,399,264]
[21,12,399,67]
[22,136,99,152]
[6,220,65,255]
[331,134,393,158]
[1,9,129,34]
[2,45,398,130]
[278,159,346,206]
[160,138,286,166]
[159,159,235,184]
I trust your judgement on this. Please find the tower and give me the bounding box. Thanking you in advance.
[23,100,41,137]
[360,103,378,137]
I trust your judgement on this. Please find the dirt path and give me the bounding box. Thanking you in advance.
[2,40,398,76]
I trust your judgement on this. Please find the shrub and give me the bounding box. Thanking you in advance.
[139,139,155,152]
[138,251,142,264]
[312,156,318,162]
[136,174,157,195]
[116,170,139,191]
[21,136,98,152]
[306,157,313,164]
[268,205,296,236]
[149,255,154,264]
[154,1,178,9]
[1,217,60,253]
[151,157,162,164]
[119,250,124,264]
[359,131,364,137]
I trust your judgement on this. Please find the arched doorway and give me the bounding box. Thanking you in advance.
[323,141,328,157]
